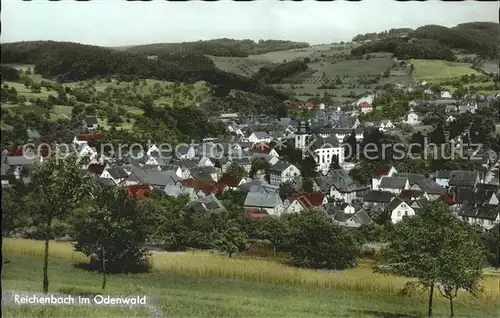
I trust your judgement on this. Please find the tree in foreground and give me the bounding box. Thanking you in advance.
[209,219,248,258]
[286,212,361,270]
[73,185,155,289]
[256,215,289,256]
[30,154,93,293]
[377,201,486,318]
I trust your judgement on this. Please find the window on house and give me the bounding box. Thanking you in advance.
[397,211,401,217]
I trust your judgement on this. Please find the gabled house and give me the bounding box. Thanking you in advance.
[386,199,416,224]
[359,102,373,114]
[163,182,198,201]
[414,178,446,200]
[363,190,395,208]
[100,166,131,185]
[87,163,108,177]
[379,177,410,194]
[475,184,499,206]
[268,161,301,186]
[448,170,480,189]
[404,109,420,125]
[317,169,367,203]
[460,204,500,230]
[218,173,250,190]
[446,115,456,123]
[198,157,214,168]
[285,192,327,214]
[251,143,279,157]
[398,189,428,202]
[332,207,373,228]
[372,164,397,190]
[393,173,426,188]
[191,194,226,213]
[223,157,252,174]
[248,131,272,144]
[243,191,284,216]
[83,117,99,131]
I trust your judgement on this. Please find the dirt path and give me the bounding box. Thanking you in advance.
[2,290,163,318]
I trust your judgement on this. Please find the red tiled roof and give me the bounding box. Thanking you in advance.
[124,185,152,200]
[360,102,372,109]
[294,192,325,209]
[440,192,456,205]
[181,179,227,195]
[373,164,394,179]
[305,103,315,109]
[6,147,24,156]
[218,173,243,187]
[77,133,104,142]
[87,163,106,175]
[244,208,269,219]
[251,143,272,154]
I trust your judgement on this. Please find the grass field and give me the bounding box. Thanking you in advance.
[410,59,481,82]
[2,238,499,317]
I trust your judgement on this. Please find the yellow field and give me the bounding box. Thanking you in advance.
[3,238,499,305]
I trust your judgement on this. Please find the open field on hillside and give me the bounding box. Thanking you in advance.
[308,56,393,79]
[4,63,36,72]
[480,60,499,75]
[410,59,481,82]
[2,238,499,317]
[208,56,274,77]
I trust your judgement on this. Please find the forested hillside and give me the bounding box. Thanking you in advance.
[0,41,288,100]
[352,28,413,42]
[351,22,499,60]
[351,38,456,61]
[117,39,310,57]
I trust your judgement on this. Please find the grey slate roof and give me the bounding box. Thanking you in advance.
[269,161,292,174]
[449,170,479,188]
[313,136,340,149]
[191,194,226,213]
[164,183,196,198]
[379,177,408,190]
[252,131,271,138]
[460,204,500,220]
[239,179,279,194]
[106,167,129,179]
[455,187,475,203]
[345,209,373,225]
[84,117,99,126]
[393,173,426,185]
[415,178,446,195]
[363,190,395,203]
[244,191,281,208]
[318,169,359,193]
[436,170,452,179]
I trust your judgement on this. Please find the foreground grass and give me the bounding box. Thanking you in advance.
[3,238,499,317]
[410,59,481,82]
[3,305,147,318]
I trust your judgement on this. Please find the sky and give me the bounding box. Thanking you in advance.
[1,0,498,47]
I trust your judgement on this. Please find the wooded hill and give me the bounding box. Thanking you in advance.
[0,40,288,100]
[115,39,310,57]
[351,22,499,60]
